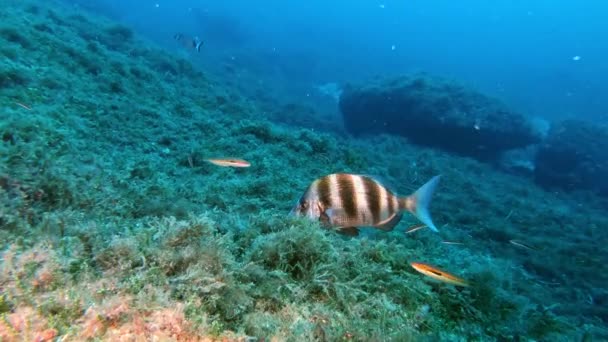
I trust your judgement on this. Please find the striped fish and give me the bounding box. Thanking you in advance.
[290,174,440,236]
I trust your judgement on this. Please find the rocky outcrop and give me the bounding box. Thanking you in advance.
[339,74,542,160]
[534,120,608,196]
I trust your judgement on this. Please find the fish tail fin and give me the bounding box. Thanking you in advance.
[192,36,203,52]
[400,175,441,232]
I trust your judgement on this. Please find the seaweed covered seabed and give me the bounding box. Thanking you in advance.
[1,1,607,340]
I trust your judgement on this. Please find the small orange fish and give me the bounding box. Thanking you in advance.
[410,262,469,287]
[206,158,250,168]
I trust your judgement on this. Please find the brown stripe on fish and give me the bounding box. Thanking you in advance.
[362,176,381,224]
[378,186,388,221]
[351,175,370,223]
[337,174,358,220]
[384,187,397,219]
[377,182,390,221]
[316,176,332,209]
[328,174,342,211]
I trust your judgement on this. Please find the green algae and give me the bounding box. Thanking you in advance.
[0,295,11,315]
[0,0,607,340]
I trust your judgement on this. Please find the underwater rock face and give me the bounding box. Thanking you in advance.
[339,74,541,160]
[535,120,608,196]
[499,146,538,176]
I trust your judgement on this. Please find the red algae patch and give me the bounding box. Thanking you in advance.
[0,306,57,342]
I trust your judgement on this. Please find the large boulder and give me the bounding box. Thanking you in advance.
[339,74,542,160]
[535,120,608,196]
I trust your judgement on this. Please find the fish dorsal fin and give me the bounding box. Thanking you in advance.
[375,212,403,231]
[338,227,360,236]
[358,174,394,190]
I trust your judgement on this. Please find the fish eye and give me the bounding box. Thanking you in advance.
[299,201,309,211]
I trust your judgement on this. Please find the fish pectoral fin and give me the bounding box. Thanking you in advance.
[324,208,348,226]
[319,211,331,226]
[375,213,403,231]
[337,227,360,236]
[325,208,346,218]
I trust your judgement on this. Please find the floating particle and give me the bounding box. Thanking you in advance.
[391,44,396,51]
[572,55,581,61]
[379,4,386,9]
[474,119,481,130]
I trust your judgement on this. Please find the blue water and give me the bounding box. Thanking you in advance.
[2,0,608,339]
[69,0,608,122]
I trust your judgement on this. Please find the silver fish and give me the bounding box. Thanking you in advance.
[291,173,440,236]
